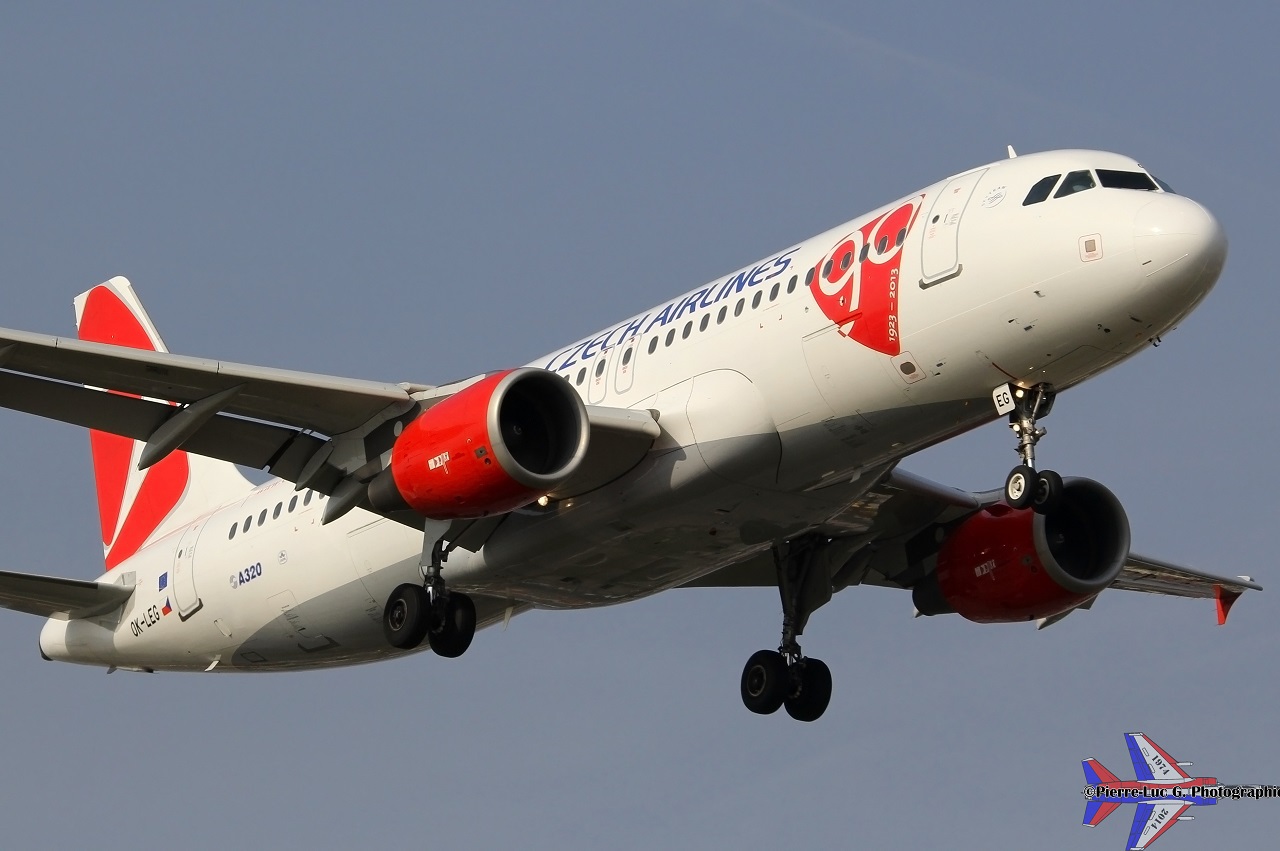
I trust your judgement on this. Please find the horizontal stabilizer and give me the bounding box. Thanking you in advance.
[0,568,134,620]
[1083,800,1122,827]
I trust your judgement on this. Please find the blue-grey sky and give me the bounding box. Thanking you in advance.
[1,3,1276,849]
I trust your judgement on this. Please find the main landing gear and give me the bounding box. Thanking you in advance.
[740,539,834,722]
[383,538,477,658]
[1001,383,1063,514]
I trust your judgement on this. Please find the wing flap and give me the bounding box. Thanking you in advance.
[1113,553,1261,598]
[0,326,414,436]
[0,569,134,620]
[0,369,333,485]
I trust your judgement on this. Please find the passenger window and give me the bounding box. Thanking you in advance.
[896,227,907,247]
[1022,174,1061,205]
[840,250,852,271]
[1097,169,1157,191]
[717,306,727,324]
[804,268,814,287]
[665,329,675,347]
[595,359,605,377]
[699,314,709,332]
[243,517,251,533]
[858,243,870,262]
[289,495,298,512]
[682,321,692,340]
[1054,170,1096,198]
[258,509,267,526]
[876,236,888,254]
[576,367,585,385]
[751,291,762,309]
[228,524,237,540]
[648,337,657,354]
[787,275,797,294]
[273,502,282,520]
[304,491,313,506]
[769,282,779,301]
[622,348,633,365]
[734,299,744,317]
[822,258,833,277]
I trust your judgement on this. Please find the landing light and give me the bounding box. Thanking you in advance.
[537,495,551,507]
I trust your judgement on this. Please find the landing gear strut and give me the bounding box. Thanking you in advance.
[1002,383,1063,514]
[740,539,835,722]
[383,537,477,658]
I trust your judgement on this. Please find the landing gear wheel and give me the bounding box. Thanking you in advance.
[383,584,430,650]
[427,592,476,659]
[741,649,790,715]
[784,658,833,722]
[1032,469,1063,514]
[1005,465,1035,509]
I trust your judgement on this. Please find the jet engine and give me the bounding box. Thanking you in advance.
[911,478,1130,623]
[368,368,589,520]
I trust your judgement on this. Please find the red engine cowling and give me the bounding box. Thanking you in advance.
[368,368,589,520]
[912,478,1130,623]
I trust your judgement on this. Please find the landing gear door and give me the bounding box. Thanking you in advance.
[171,521,205,620]
[920,168,987,286]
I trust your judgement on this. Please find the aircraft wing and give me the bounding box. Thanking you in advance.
[0,568,134,620]
[1127,802,1192,850]
[0,299,659,544]
[1126,733,1191,782]
[682,467,1261,622]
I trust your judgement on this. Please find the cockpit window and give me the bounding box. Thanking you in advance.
[1152,175,1175,194]
[1022,174,1060,206]
[1097,169,1158,191]
[1053,170,1096,198]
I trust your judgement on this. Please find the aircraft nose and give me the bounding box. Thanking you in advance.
[1133,193,1228,299]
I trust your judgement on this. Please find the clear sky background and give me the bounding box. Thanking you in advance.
[0,3,1276,849]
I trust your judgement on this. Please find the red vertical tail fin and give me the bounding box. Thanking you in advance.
[74,278,253,570]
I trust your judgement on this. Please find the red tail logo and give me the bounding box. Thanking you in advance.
[78,285,189,569]
[810,196,923,355]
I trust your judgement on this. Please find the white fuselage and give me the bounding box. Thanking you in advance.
[39,149,1226,672]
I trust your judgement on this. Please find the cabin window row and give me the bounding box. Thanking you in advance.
[227,490,323,539]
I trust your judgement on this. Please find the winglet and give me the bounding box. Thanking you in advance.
[1215,584,1242,625]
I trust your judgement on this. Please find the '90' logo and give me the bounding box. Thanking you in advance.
[810,196,923,356]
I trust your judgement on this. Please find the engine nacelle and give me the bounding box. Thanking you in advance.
[369,368,589,520]
[912,478,1130,623]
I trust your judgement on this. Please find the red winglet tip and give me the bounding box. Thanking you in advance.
[1215,584,1242,626]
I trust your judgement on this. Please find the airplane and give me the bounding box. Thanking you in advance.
[1083,733,1219,850]
[0,148,1261,722]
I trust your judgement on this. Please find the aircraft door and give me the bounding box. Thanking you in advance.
[587,347,613,405]
[613,336,638,395]
[170,521,205,620]
[919,168,987,286]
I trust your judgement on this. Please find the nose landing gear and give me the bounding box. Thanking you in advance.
[1000,383,1063,513]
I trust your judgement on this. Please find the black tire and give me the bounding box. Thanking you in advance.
[1032,469,1064,514]
[740,649,789,715]
[1005,465,1035,510]
[428,593,477,659]
[383,584,430,650]
[784,658,833,722]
